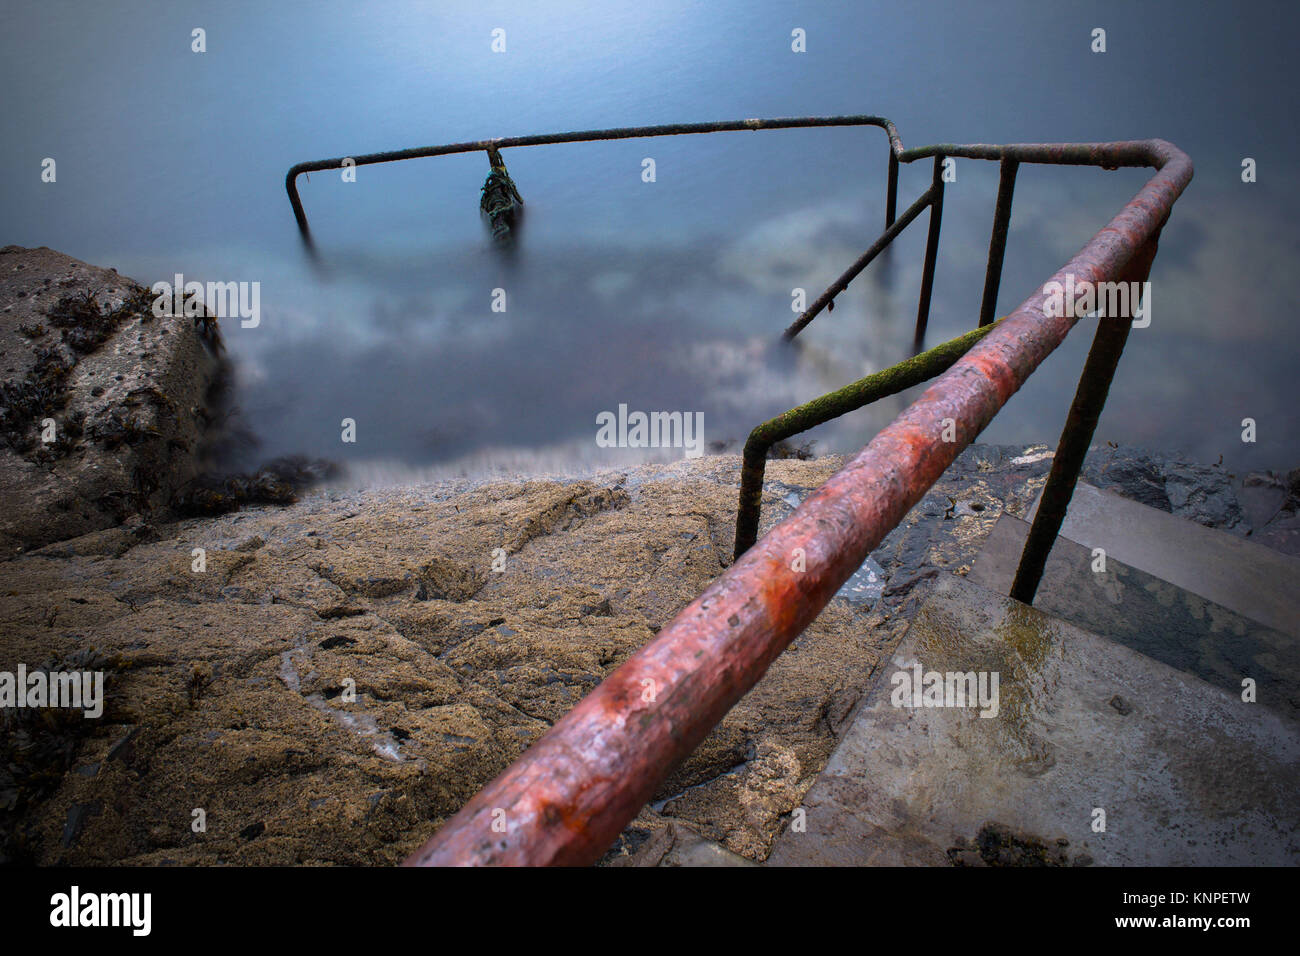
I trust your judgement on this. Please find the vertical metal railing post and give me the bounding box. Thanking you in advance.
[912,155,945,354]
[978,157,1019,327]
[1009,228,1163,605]
[886,148,899,228]
[780,187,936,342]
[285,170,317,253]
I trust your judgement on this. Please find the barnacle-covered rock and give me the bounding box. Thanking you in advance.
[0,246,225,556]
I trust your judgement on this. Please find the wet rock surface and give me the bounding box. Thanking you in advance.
[0,456,856,864]
[0,441,1288,865]
[0,246,224,558]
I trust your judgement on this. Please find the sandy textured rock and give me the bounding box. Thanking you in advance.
[1,455,872,864]
[0,246,223,558]
[0,443,1285,866]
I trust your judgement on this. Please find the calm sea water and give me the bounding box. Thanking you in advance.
[3,0,1297,480]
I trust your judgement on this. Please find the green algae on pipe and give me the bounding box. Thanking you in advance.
[734,319,1004,559]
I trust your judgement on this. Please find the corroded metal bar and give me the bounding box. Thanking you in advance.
[286,116,903,246]
[886,148,899,228]
[978,158,1019,327]
[1009,231,1162,604]
[734,321,1002,558]
[404,139,1192,867]
[912,156,946,354]
[781,186,935,341]
[898,141,1163,166]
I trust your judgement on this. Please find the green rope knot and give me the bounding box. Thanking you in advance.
[480,146,524,242]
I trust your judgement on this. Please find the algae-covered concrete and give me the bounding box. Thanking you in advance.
[769,574,1300,866]
[971,511,1300,719]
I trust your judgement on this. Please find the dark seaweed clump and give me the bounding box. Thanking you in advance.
[85,386,176,450]
[947,821,1092,867]
[768,438,818,460]
[173,455,340,517]
[0,344,76,455]
[480,146,524,243]
[45,286,154,355]
[0,288,151,456]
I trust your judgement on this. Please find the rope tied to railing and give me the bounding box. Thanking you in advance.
[480,146,524,242]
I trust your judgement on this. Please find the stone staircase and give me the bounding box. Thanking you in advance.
[764,480,1300,865]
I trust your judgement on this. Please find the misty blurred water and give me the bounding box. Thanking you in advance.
[3,0,1296,481]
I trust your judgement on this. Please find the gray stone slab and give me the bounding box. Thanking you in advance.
[970,514,1300,719]
[769,575,1300,866]
[617,822,757,867]
[1026,481,1300,638]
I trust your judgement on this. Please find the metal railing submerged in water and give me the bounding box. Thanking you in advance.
[286,117,952,337]
[286,116,908,241]
[284,122,1192,866]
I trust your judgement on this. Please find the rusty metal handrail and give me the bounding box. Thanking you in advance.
[284,116,998,365]
[285,116,907,249]
[400,135,1191,866]
[732,142,1134,561]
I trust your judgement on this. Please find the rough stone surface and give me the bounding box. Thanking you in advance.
[0,440,1291,866]
[0,456,873,864]
[1163,462,1247,532]
[1243,468,1300,556]
[613,820,755,867]
[0,246,224,558]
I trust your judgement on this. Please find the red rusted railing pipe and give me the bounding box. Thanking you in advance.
[404,139,1191,867]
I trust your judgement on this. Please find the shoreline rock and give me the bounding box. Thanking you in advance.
[0,440,1290,866]
[0,246,225,558]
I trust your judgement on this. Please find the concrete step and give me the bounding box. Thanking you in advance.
[768,574,1299,866]
[1023,481,1299,638]
[969,513,1300,719]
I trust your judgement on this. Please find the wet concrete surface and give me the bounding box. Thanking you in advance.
[769,574,1300,866]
